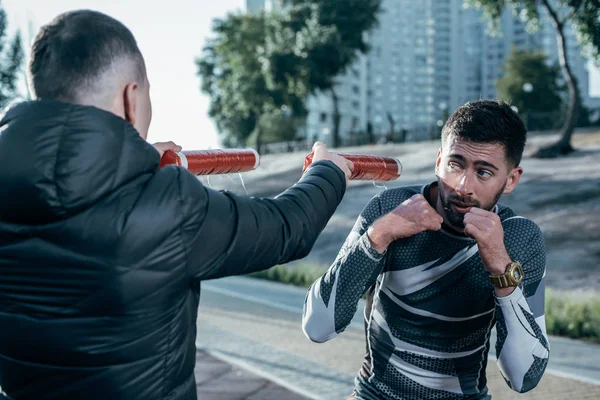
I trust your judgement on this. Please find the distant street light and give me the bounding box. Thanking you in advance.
[321,127,331,147]
[522,83,533,130]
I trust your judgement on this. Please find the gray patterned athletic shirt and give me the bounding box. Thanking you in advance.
[302,182,549,400]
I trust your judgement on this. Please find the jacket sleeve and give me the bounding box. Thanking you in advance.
[302,193,386,343]
[494,217,549,393]
[176,160,346,281]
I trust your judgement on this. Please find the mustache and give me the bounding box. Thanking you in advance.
[445,196,479,208]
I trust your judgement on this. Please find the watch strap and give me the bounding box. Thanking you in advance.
[489,261,522,288]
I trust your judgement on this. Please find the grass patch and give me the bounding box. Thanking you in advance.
[545,288,600,343]
[250,263,600,343]
[250,263,324,288]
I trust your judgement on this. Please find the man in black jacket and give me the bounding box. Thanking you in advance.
[0,9,352,400]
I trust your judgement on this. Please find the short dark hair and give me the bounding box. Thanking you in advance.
[28,10,146,103]
[441,100,527,167]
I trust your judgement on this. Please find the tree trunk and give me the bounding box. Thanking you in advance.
[254,111,264,154]
[367,122,375,144]
[399,129,407,143]
[534,1,581,158]
[386,112,395,142]
[331,86,341,148]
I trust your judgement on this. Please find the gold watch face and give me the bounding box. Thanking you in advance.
[509,262,524,284]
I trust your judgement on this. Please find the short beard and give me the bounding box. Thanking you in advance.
[437,178,505,228]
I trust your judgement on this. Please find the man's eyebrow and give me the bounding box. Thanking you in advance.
[448,153,465,162]
[475,160,499,171]
[448,154,499,171]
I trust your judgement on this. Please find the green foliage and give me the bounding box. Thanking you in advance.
[0,4,24,109]
[196,12,306,149]
[496,48,565,129]
[258,108,301,144]
[249,263,324,288]
[261,3,338,98]
[465,0,599,60]
[568,0,600,64]
[197,1,382,149]
[263,0,382,147]
[545,288,600,343]
[280,0,381,90]
[196,14,260,146]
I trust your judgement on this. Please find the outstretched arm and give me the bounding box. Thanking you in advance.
[179,159,347,281]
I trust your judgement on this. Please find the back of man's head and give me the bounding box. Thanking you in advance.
[441,100,527,168]
[27,10,146,108]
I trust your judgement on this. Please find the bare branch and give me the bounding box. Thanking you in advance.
[541,0,564,30]
[560,0,585,25]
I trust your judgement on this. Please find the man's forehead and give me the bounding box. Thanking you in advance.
[442,137,506,161]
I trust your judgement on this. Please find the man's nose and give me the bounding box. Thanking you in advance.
[455,174,474,197]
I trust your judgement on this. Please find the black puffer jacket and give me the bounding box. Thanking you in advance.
[0,100,346,399]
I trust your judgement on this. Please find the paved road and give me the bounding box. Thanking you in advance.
[196,276,600,400]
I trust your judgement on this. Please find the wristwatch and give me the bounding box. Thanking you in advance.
[489,261,524,288]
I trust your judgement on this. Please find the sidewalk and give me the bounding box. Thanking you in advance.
[195,346,600,400]
[195,350,309,400]
[485,361,600,400]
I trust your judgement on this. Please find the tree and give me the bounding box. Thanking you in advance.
[248,107,301,147]
[196,12,305,152]
[465,0,600,158]
[496,48,565,130]
[0,3,24,109]
[197,13,270,150]
[268,0,382,148]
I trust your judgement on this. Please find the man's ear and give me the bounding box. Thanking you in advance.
[503,166,523,195]
[123,81,138,126]
[435,148,442,176]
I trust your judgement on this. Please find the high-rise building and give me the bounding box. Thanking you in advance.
[364,0,467,139]
[245,0,278,13]
[303,60,367,144]
[461,7,485,105]
[368,0,594,137]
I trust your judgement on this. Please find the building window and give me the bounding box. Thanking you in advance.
[320,112,327,122]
